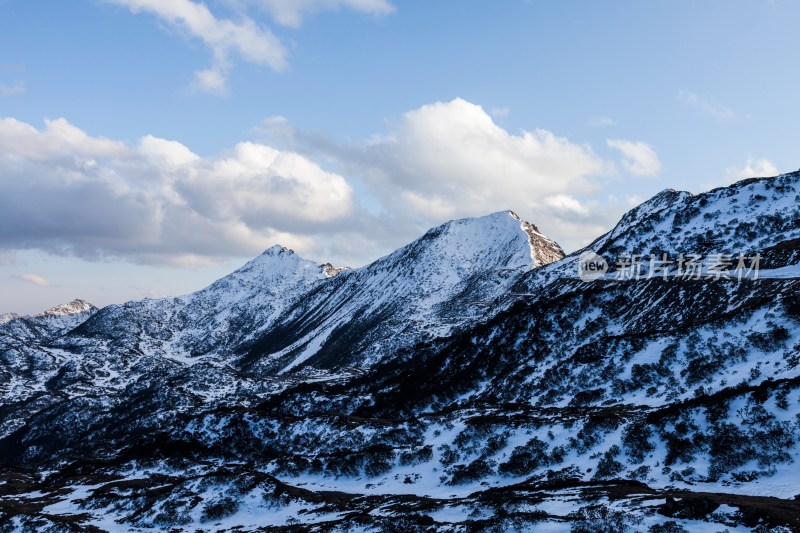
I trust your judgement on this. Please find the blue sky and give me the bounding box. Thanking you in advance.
[1,0,798,314]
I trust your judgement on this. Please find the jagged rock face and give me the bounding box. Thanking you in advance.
[512,210,566,266]
[2,173,800,531]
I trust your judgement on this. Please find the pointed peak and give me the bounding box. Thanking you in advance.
[652,187,692,202]
[234,245,306,274]
[36,299,97,318]
[262,244,294,256]
[388,209,564,271]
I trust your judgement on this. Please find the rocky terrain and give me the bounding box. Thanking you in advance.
[1,171,800,532]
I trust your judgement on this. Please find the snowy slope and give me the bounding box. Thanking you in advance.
[2,172,800,531]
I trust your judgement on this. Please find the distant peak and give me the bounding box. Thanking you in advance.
[37,299,96,317]
[0,312,20,325]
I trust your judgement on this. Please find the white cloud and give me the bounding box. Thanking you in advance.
[607,139,661,176]
[0,117,130,161]
[107,0,287,94]
[725,158,780,182]
[625,194,644,207]
[192,67,230,95]
[0,81,25,96]
[106,0,395,94]
[678,90,737,122]
[19,274,50,287]
[253,0,395,28]
[357,98,606,218]
[490,106,510,118]
[0,117,354,265]
[279,97,623,252]
[589,116,616,127]
[544,194,590,217]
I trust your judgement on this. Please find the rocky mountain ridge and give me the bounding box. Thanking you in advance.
[1,172,800,532]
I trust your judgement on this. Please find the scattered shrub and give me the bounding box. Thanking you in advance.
[622,422,655,463]
[592,445,624,480]
[448,459,493,485]
[498,437,550,477]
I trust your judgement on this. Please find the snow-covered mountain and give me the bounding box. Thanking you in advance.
[1,172,800,531]
[0,313,20,326]
[65,245,336,362]
[241,210,564,373]
[0,298,97,344]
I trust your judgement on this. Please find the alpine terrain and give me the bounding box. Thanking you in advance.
[2,171,800,532]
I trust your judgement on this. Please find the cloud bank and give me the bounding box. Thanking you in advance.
[0,99,659,266]
[0,117,354,266]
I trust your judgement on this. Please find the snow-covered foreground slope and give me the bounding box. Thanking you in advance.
[2,172,800,531]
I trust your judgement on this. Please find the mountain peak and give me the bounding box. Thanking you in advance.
[36,299,96,318]
[262,244,294,256]
[0,312,20,325]
[385,210,564,276]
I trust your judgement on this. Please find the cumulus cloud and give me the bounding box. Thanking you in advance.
[725,158,780,182]
[678,90,737,122]
[252,0,395,28]
[349,99,602,210]
[274,98,623,251]
[0,117,354,265]
[19,274,50,287]
[607,139,661,176]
